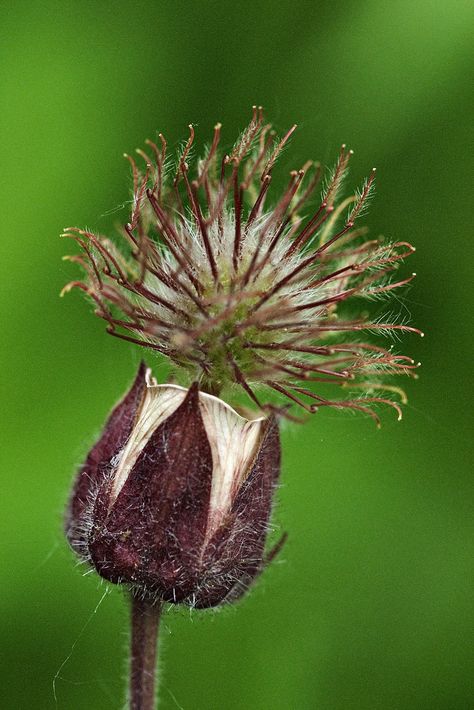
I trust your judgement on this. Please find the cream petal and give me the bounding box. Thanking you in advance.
[110,378,266,527]
[110,379,188,503]
[198,394,265,535]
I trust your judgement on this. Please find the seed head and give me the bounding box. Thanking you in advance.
[62,107,421,424]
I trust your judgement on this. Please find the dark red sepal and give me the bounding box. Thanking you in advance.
[88,383,214,600]
[192,416,281,608]
[65,362,147,554]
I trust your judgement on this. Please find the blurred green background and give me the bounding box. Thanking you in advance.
[1,1,473,708]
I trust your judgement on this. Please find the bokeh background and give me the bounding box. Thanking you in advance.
[1,1,473,708]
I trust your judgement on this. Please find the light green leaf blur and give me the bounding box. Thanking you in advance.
[1,1,472,708]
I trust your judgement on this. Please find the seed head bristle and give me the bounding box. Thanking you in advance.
[62,108,420,423]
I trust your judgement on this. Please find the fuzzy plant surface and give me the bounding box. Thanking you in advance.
[63,106,422,424]
[63,108,420,710]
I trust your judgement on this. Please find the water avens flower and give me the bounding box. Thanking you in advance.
[63,108,420,709]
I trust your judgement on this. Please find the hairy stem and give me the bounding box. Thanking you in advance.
[129,594,162,710]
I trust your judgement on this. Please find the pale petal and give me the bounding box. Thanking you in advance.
[110,379,266,530]
[110,379,187,502]
[199,394,265,535]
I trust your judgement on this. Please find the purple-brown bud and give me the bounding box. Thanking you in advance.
[65,363,282,607]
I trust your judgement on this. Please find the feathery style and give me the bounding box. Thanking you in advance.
[63,107,422,424]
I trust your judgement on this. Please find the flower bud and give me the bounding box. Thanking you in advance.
[65,363,282,607]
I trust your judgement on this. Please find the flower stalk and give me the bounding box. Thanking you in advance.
[129,595,162,710]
